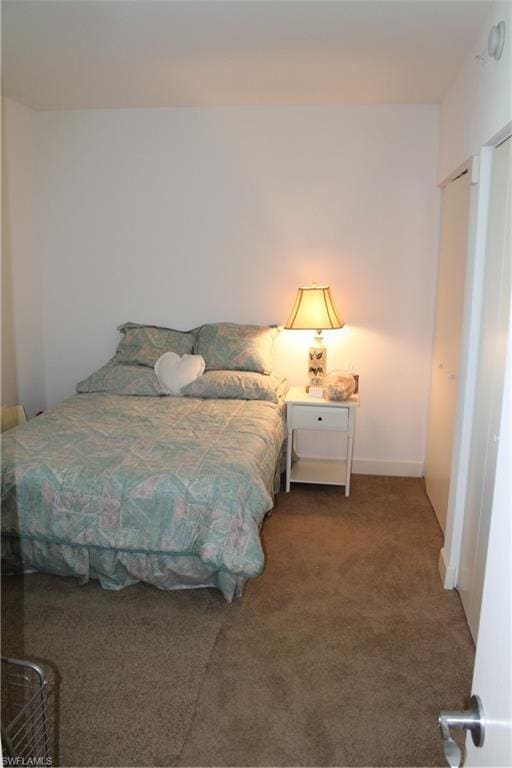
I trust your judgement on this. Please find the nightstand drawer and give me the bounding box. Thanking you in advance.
[291,405,348,431]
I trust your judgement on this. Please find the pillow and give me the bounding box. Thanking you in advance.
[181,370,288,403]
[113,322,196,367]
[195,323,277,374]
[154,352,205,395]
[76,363,166,396]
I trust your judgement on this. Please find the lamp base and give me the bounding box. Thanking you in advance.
[308,334,327,389]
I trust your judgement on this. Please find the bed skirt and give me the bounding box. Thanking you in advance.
[1,536,247,602]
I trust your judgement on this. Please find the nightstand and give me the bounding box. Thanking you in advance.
[285,386,359,496]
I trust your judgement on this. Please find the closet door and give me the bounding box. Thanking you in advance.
[425,171,471,532]
[458,136,511,640]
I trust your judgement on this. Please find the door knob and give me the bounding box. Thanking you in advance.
[439,719,462,768]
[438,695,485,768]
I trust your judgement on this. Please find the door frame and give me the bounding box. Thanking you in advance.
[439,120,512,589]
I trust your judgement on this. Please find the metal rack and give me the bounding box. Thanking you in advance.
[1,656,52,765]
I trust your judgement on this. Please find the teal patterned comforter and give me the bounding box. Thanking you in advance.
[1,394,286,595]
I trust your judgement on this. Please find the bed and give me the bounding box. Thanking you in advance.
[1,322,287,601]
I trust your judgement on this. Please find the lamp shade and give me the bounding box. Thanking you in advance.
[284,285,344,331]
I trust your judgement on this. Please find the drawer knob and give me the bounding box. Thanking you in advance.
[317,416,323,421]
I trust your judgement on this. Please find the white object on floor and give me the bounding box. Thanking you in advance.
[155,352,205,395]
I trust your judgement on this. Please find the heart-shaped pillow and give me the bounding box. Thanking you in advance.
[154,352,205,395]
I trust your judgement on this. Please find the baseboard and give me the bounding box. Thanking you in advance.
[352,459,424,477]
[438,547,457,589]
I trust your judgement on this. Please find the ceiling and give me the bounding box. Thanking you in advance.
[2,0,492,110]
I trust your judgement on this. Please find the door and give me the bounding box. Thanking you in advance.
[458,136,511,640]
[425,171,472,531]
[466,280,511,767]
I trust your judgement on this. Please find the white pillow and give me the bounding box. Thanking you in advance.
[154,352,205,396]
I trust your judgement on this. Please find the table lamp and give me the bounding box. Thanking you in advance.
[284,284,344,392]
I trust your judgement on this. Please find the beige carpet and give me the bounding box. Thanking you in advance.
[1,476,474,767]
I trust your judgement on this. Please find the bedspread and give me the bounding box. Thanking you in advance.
[1,394,287,582]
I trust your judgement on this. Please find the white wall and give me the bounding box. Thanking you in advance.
[37,104,439,475]
[438,1,512,181]
[1,103,19,408]
[2,98,46,417]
